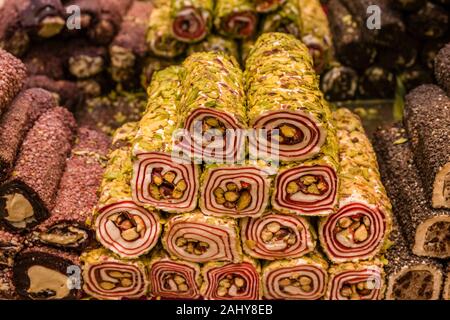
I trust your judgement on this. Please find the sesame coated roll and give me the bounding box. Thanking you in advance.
[403,84,450,210]
[373,124,450,259]
[13,246,82,300]
[0,107,76,232]
[0,48,27,115]
[31,127,111,251]
[0,88,57,182]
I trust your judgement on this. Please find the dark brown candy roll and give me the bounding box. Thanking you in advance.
[376,35,418,71]
[384,220,443,300]
[31,127,110,251]
[398,64,433,93]
[320,65,358,101]
[0,1,30,57]
[24,75,82,111]
[22,41,66,80]
[0,48,27,115]
[0,268,17,300]
[404,85,450,210]
[327,0,376,70]
[13,246,82,300]
[75,73,112,99]
[0,107,77,233]
[0,230,24,269]
[340,0,406,47]
[373,124,450,259]
[0,88,57,182]
[435,43,450,96]
[358,66,395,99]
[110,0,153,84]
[66,40,108,79]
[391,0,425,11]
[420,37,450,71]
[407,2,449,39]
[17,0,66,38]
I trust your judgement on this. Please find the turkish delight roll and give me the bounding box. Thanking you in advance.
[373,124,450,259]
[0,107,76,232]
[214,0,258,39]
[200,257,261,300]
[13,246,82,300]
[0,230,24,269]
[95,128,162,260]
[245,32,331,162]
[199,163,272,218]
[177,51,247,163]
[0,49,27,114]
[31,128,110,251]
[0,88,57,182]
[147,250,202,300]
[261,0,301,38]
[109,0,153,84]
[132,66,199,213]
[171,0,213,43]
[319,108,392,263]
[81,248,149,300]
[241,212,316,260]
[147,3,187,58]
[384,221,443,300]
[262,254,328,300]
[162,212,242,263]
[188,35,239,60]
[325,261,385,300]
[254,0,286,13]
[298,0,333,74]
[404,84,450,210]
[435,43,450,97]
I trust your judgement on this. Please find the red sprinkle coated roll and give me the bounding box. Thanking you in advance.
[262,255,328,300]
[241,212,316,260]
[200,258,262,300]
[162,212,242,264]
[148,250,202,300]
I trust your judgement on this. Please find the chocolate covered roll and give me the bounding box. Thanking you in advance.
[147,3,187,59]
[384,221,443,300]
[0,88,57,182]
[0,1,30,56]
[22,41,66,80]
[0,49,27,115]
[31,128,110,251]
[241,212,316,260]
[162,212,242,263]
[199,163,272,218]
[245,33,332,162]
[327,0,376,70]
[82,248,149,300]
[171,0,213,43]
[262,254,328,300]
[188,34,239,60]
[261,0,301,38]
[200,257,261,300]
[0,268,17,300]
[404,85,450,210]
[0,230,23,269]
[95,126,162,260]
[420,37,450,71]
[67,40,107,79]
[435,43,450,96]
[65,0,132,44]
[298,0,333,74]
[24,75,81,111]
[373,124,450,259]
[319,108,392,263]
[0,107,76,232]
[177,52,247,163]
[76,92,147,136]
[321,65,358,101]
[358,66,395,99]
[148,250,202,300]
[13,246,82,300]
[376,35,418,71]
[17,0,66,38]
[398,64,433,93]
[109,0,153,84]
[254,0,286,13]
[325,261,385,300]
[407,2,449,39]
[214,0,258,39]
[132,66,200,214]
